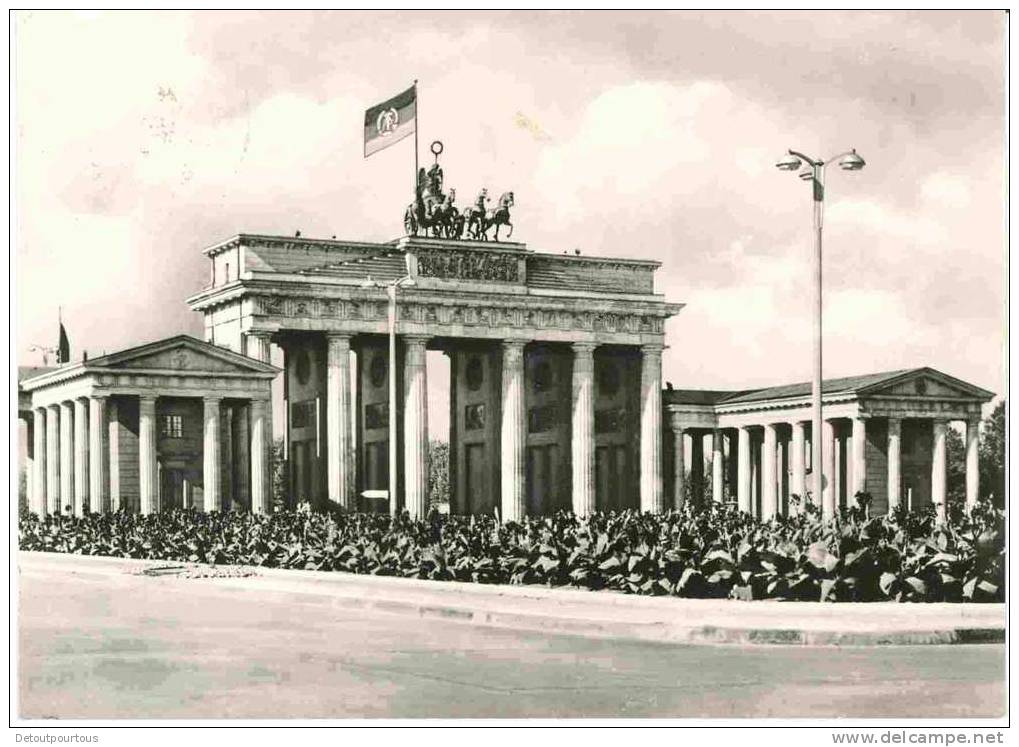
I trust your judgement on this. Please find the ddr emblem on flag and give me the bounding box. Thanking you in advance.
[364,85,416,158]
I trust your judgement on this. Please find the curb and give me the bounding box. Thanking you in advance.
[17,551,1006,648]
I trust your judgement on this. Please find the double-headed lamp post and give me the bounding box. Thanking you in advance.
[775,148,865,517]
[361,273,417,516]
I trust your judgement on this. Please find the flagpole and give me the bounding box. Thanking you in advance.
[413,79,419,197]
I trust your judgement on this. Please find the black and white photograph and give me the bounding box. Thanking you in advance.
[9,8,1009,737]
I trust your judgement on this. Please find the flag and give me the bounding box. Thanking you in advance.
[57,321,70,364]
[364,85,416,158]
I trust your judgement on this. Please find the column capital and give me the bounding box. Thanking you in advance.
[571,341,597,355]
[640,342,665,355]
[246,330,272,341]
[501,339,527,363]
[327,334,351,364]
[402,334,431,347]
[668,412,685,433]
[138,394,158,406]
[89,392,110,401]
[202,395,223,406]
[326,332,352,345]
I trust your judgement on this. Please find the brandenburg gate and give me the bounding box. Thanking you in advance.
[186,233,683,520]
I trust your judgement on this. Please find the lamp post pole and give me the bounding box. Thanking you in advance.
[776,148,865,518]
[810,160,825,517]
[387,283,398,517]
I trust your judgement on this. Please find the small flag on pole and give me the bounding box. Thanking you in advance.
[364,84,417,158]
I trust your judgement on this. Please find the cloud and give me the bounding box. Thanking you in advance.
[920,172,973,207]
[12,11,1005,405]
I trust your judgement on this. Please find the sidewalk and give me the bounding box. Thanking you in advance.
[17,550,1006,647]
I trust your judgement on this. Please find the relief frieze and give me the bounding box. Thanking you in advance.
[253,292,666,336]
[417,250,520,282]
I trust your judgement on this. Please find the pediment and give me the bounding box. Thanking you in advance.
[861,369,993,401]
[93,335,277,376]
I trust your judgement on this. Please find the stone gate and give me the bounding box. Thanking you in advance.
[186,234,684,519]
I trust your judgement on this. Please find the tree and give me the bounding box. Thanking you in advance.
[979,400,1005,508]
[428,439,450,508]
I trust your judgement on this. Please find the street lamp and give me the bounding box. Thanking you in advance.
[360,273,417,516]
[775,148,865,519]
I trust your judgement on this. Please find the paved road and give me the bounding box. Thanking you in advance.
[18,568,1005,720]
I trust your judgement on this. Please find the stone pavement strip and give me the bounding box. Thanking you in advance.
[17,550,1005,647]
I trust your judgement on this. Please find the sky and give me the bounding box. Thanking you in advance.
[13,11,1007,429]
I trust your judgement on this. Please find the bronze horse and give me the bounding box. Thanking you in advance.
[484,191,514,241]
[463,190,514,241]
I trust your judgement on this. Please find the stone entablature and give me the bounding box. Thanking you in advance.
[187,234,682,351]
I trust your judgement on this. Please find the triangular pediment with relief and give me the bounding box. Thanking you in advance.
[93,335,277,375]
[860,369,993,401]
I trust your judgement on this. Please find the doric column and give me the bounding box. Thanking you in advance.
[711,428,724,505]
[500,340,526,522]
[737,426,752,513]
[403,336,430,520]
[932,418,948,522]
[250,398,270,514]
[821,419,836,520]
[571,342,596,517]
[790,421,806,511]
[761,424,778,519]
[886,417,902,512]
[32,408,46,516]
[88,395,108,513]
[639,343,664,513]
[46,405,60,514]
[138,396,158,515]
[326,334,353,510]
[965,416,980,510]
[73,398,89,516]
[689,432,704,508]
[59,401,73,515]
[670,417,685,511]
[202,397,222,512]
[245,331,272,363]
[851,416,867,500]
[108,399,120,511]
